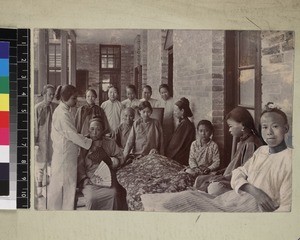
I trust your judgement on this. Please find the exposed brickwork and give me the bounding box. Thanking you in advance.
[76,44,100,98]
[140,30,148,99]
[134,35,141,68]
[161,30,169,85]
[120,45,134,100]
[261,31,294,146]
[146,30,162,99]
[76,43,134,102]
[172,30,225,162]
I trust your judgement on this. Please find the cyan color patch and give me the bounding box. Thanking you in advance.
[0,59,9,76]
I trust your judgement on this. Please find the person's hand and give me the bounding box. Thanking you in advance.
[83,178,91,186]
[242,184,278,212]
[199,165,211,175]
[185,168,195,175]
[149,149,158,155]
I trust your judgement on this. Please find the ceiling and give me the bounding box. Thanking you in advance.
[74,29,143,45]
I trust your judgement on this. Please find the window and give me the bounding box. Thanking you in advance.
[99,45,121,103]
[100,45,121,69]
[48,43,61,88]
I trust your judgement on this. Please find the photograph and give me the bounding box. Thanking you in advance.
[33,28,294,212]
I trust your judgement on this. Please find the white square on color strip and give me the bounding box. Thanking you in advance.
[0,145,9,163]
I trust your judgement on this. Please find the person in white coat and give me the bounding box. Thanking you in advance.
[47,85,93,210]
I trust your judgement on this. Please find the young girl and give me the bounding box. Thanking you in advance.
[101,86,123,132]
[141,104,292,212]
[121,84,140,109]
[34,84,58,197]
[47,85,93,210]
[165,97,195,166]
[157,84,175,150]
[113,107,135,149]
[75,89,109,136]
[185,120,220,176]
[140,85,159,108]
[194,106,262,195]
[123,101,164,159]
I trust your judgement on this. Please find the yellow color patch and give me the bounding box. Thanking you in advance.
[0,94,9,111]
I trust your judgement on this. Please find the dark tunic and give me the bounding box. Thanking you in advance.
[165,117,196,166]
[113,122,133,149]
[77,137,127,210]
[75,104,110,136]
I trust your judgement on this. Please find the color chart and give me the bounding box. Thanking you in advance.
[0,41,10,196]
[0,29,30,209]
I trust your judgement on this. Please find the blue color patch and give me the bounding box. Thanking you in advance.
[0,59,9,76]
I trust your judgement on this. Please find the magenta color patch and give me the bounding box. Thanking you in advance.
[0,128,9,145]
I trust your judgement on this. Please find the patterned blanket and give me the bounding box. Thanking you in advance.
[116,154,196,210]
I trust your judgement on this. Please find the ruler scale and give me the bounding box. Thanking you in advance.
[16,29,30,208]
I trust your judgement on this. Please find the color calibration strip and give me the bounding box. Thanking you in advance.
[0,28,17,209]
[0,29,30,209]
[0,41,10,196]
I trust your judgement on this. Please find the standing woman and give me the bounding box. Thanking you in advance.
[140,85,159,108]
[75,88,109,136]
[165,97,195,166]
[158,84,175,150]
[48,85,93,210]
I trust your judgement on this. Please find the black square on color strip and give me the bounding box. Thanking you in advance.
[0,29,17,40]
[0,163,9,180]
[0,180,9,196]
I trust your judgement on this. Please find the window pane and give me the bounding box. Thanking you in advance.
[101,59,107,68]
[108,58,114,68]
[239,31,257,67]
[239,69,255,107]
[101,74,111,91]
[108,47,113,54]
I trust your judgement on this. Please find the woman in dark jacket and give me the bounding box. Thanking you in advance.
[165,97,195,166]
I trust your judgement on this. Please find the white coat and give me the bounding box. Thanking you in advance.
[47,102,92,210]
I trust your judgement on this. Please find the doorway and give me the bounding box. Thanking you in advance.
[224,30,262,165]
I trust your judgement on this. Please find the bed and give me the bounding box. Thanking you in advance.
[116,154,196,211]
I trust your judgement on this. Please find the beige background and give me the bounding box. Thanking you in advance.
[0,0,300,239]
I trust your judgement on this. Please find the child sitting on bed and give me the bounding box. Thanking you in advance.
[141,103,292,212]
[112,107,135,149]
[185,120,220,176]
[123,101,164,160]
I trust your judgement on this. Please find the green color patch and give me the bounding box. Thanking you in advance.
[0,77,9,93]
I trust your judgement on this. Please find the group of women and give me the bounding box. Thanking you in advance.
[35,82,292,212]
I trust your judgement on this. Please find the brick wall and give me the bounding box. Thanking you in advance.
[172,30,225,161]
[134,35,141,68]
[261,31,294,146]
[76,43,134,102]
[161,30,168,85]
[140,30,148,99]
[212,31,225,155]
[76,43,100,98]
[120,45,134,101]
[147,30,162,99]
